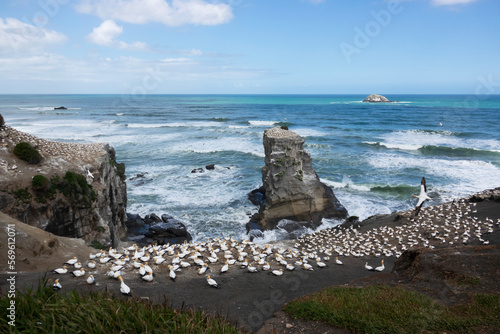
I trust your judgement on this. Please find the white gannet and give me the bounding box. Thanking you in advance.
[286,263,296,271]
[111,264,124,272]
[87,261,96,269]
[271,269,283,276]
[141,273,154,282]
[247,265,258,273]
[74,262,82,269]
[262,263,271,271]
[168,265,176,281]
[335,257,343,265]
[303,263,314,271]
[316,259,327,268]
[207,275,219,288]
[71,268,85,277]
[86,169,94,179]
[139,264,146,276]
[65,257,78,265]
[118,275,131,295]
[220,261,229,274]
[365,262,374,271]
[198,265,209,275]
[413,177,432,216]
[53,279,62,290]
[53,265,68,274]
[86,275,95,285]
[375,260,385,272]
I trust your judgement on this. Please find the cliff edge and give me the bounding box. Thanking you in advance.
[250,127,348,231]
[0,123,127,248]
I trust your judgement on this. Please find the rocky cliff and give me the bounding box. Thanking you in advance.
[0,125,127,248]
[250,127,348,231]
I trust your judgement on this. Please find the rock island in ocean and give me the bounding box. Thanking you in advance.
[249,126,348,234]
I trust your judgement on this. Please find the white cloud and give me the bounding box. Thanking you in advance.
[87,20,148,50]
[0,17,67,54]
[431,0,478,5]
[76,0,234,26]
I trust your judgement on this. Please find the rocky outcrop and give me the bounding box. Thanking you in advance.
[126,213,192,245]
[0,125,127,248]
[363,94,391,102]
[249,127,348,231]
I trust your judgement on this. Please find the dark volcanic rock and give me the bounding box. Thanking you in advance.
[205,164,215,170]
[126,212,192,245]
[54,106,68,110]
[191,167,204,173]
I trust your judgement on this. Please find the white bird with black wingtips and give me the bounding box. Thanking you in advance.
[413,177,432,216]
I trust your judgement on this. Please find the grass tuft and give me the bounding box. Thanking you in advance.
[284,285,500,333]
[0,279,243,333]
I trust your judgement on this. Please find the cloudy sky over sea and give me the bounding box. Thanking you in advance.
[0,0,498,94]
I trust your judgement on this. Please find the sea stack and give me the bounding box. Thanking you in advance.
[363,94,391,102]
[249,126,348,231]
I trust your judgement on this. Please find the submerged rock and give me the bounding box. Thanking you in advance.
[249,127,348,232]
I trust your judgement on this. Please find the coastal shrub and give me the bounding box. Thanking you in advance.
[110,157,126,180]
[281,125,289,130]
[89,239,105,249]
[32,175,51,192]
[13,142,42,164]
[51,171,96,206]
[0,278,242,333]
[0,114,4,127]
[12,187,31,204]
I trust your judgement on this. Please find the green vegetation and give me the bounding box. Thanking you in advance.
[284,285,500,333]
[13,142,42,164]
[0,279,242,333]
[456,274,481,286]
[110,157,126,180]
[280,125,289,130]
[12,187,31,204]
[89,239,106,249]
[31,175,50,192]
[275,170,285,178]
[0,114,5,127]
[51,171,96,206]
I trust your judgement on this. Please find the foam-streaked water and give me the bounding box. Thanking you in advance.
[2,94,500,242]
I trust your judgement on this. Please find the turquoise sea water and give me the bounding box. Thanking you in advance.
[1,94,500,242]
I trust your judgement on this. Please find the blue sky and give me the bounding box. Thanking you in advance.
[0,0,499,94]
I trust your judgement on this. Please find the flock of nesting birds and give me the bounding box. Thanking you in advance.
[50,195,499,295]
[1,126,106,163]
[51,236,353,294]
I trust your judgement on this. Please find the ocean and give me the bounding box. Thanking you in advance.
[1,94,500,242]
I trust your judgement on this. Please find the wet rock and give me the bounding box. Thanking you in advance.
[191,168,204,173]
[205,164,215,170]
